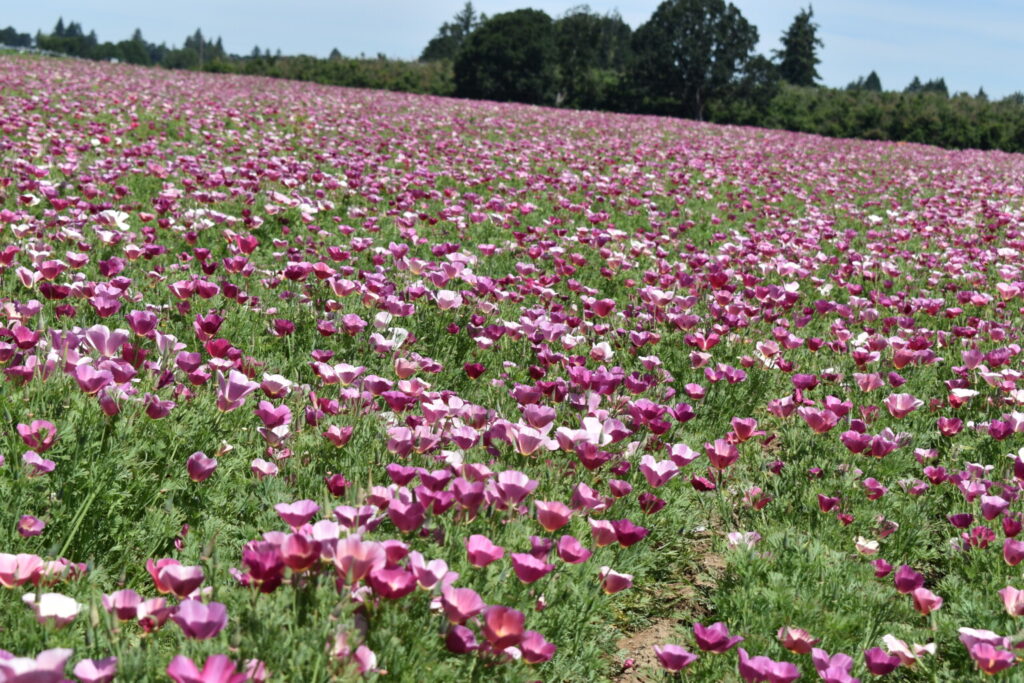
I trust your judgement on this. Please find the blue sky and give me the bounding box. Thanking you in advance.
[10,1,1023,97]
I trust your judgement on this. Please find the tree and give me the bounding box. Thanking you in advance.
[420,2,481,62]
[846,70,881,92]
[774,6,822,86]
[453,9,556,105]
[709,54,781,124]
[631,0,759,120]
[329,47,342,61]
[553,6,633,109]
[54,18,66,37]
[0,26,33,47]
[905,76,947,96]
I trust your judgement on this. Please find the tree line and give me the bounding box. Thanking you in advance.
[4,4,1024,153]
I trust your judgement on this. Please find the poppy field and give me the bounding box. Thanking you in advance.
[3,55,1024,682]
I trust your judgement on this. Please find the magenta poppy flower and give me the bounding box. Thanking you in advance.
[279,534,320,573]
[653,644,698,672]
[0,553,43,588]
[730,417,763,443]
[466,534,504,567]
[126,310,158,337]
[910,587,943,615]
[1004,537,1024,565]
[143,393,175,419]
[694,622,743,653]
[368,566,416,600]
[324,424,353,447]
[980,495,1010,520]
[968,642,1016,675]
[102,589,143,621]
[705,439,740,469]
[556,535,592,564]
[253,400,291,428]
[797,407,839,434]
[446,624,479,653]
[811,648,857,683]
[863,647,900,675]
[589,518,618,547]
[738,648,800,683]
[251,458,278,479]
[167,654,247,683]
[598,566,633,594]
[22,451,56,477]
[999,586,1024,616]
[872,558,893,577]
[612,519,649,547]
[493,470,538,506]
[893,565,924,594]
[16,420,57,452]
[215,369,259,412]
[73,656,118,683]
[883,393,922,418]
[510,553,554,584]
[157,563,205,598]
[17,515,45,537]
[481,605,525,649]
[333,535,386,584]
[777,626,820,654]
[441,586,485,624]
[535,500,572,532]
[639,454,679,487]
[186,452,217,482]
[387,499,425,533]
[171,599,228,640]
[521,630,557,663]
[274,500,320,528]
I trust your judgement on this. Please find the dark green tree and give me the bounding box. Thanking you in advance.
[846,70,881,91]
[420,2,481,62]
[709,53,781,124]
[329,47,342,61]
[922,77,948,96]
[453,9,556,105]
[630,0,759,120]
[0,26,33,47]
[553,6,632,109]
[54,18,66,37]
[774,6,822,86]
[905,76,947,96]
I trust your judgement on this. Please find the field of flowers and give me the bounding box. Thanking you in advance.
[2,54,1024,682]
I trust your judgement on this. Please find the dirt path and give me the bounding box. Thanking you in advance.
[612,538,727,681]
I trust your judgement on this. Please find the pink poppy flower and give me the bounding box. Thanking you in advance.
[441,586,485,624]
[166,654,247,683]
[653,644,698,673]
[466,534,505,567]
[170,599,228,640]
[481,606,525,649]
[72,657,117,683]
[598,566,633,594]
[694,622,743,653]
